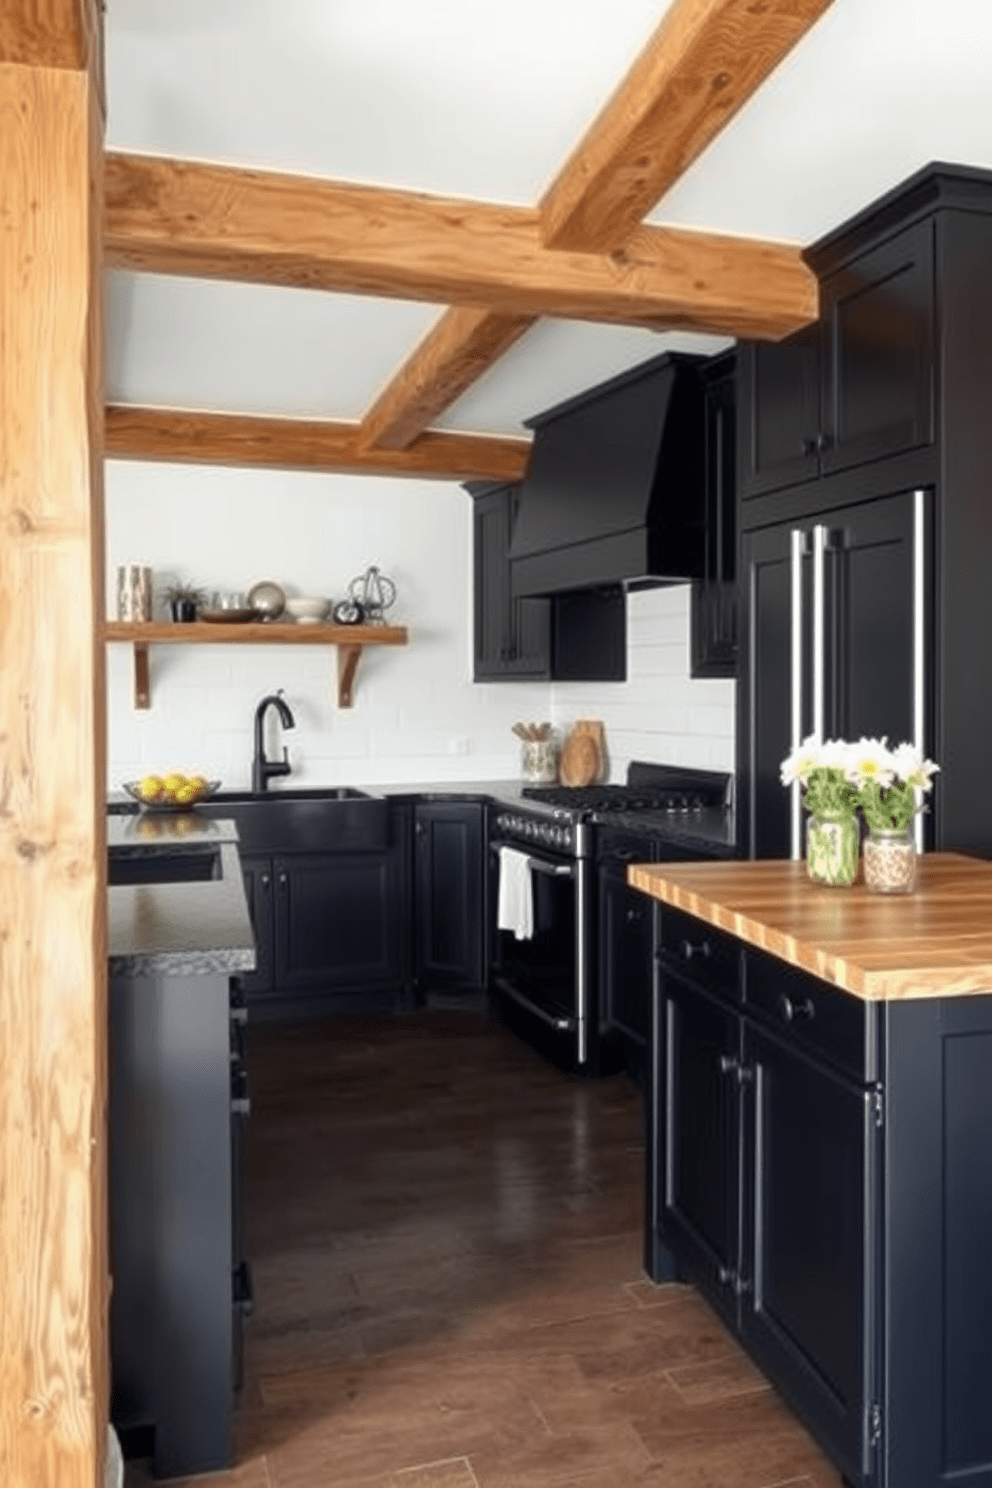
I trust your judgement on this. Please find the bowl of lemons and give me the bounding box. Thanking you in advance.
[123,773,221,811]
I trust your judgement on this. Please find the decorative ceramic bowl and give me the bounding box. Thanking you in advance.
[123,776,221,811]
[284,596,331,624]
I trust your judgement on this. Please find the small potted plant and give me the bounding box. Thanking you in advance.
[160,581,206,623]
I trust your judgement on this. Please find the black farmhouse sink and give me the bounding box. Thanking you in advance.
[197,788,389,853]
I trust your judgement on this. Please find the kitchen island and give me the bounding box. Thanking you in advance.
[628,852,992,1488]
[108,814,255,1480]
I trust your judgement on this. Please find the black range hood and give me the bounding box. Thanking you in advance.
[510,351,707,598]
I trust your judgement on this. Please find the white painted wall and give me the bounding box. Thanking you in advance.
[105,461,734,790]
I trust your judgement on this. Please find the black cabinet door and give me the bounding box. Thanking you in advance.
[273,850,402,991]
[658,972,741,1328]
[738,327,821,499]
[473,485,550,680]
[740,221,934,500]
[740,490,925,858]
[691,352,738,677]
[238,853,275,996]
[414,802,485,992]
[820,219,935,477]
[741,1021,880,1485]
[598,863,652,1048]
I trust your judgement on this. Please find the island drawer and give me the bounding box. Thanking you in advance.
[744,950,880,1083]
[656,906,743,1006]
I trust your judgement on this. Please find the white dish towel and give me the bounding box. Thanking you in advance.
[497,845,534,941]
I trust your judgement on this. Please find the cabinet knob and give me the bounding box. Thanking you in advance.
[625,907,642,924]
[718,1053,739,1077]
[680,938,712,962]
[260,873,271,889]
[777,993,815,1025]
[801,437,818,457]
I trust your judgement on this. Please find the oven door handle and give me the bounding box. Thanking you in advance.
[490,844,574,878]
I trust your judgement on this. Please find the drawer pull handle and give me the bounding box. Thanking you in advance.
[680,939,712,962]
[777,993,815,1025]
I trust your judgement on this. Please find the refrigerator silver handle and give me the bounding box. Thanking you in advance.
[790,528,806,859]
[913,489,927,852]
[812,524,828,747]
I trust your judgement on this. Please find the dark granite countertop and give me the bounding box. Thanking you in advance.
[108,816,256,977]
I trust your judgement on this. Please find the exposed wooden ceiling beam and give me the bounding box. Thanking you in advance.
[360,0,832,453]
[104,405,531,482]
[0,0,102,70]
[104,152,816,338]
[359,308,535,454]
[540,0,835,252]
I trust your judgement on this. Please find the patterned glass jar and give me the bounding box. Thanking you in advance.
[806,811,859,887]
[863,825,917,894]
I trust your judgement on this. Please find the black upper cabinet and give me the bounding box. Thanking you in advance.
[819,219,935,477]
[473,484,551,681]
[740,217,935,500]
[414,800,486,995]
[691,352,738,677]
[739,325,821,499]
[471,482,625,683]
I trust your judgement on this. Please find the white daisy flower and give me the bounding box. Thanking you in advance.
[891,742,939,791]
[780,736,821,786]
[845,736,896,789]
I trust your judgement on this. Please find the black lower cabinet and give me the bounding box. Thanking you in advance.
[232,807,412,1014]
[237,854,275,996]
[110,969,242,1479]
[274,850,404,993]
[740,1022,879,1483]
[646,904,992,1488]
[414,801,486,995]
[598,832,730,1085]
[656,971,741,1333]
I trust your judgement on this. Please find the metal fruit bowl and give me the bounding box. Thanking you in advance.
[123,777,221,811]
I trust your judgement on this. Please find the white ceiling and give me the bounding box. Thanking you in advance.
[104,0,992,439]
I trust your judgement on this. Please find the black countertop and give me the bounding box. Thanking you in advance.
[108,815,256,977]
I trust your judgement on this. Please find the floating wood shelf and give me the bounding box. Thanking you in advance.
[103,620,409,709]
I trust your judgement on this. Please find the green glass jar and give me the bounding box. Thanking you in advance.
[806,810,859,887]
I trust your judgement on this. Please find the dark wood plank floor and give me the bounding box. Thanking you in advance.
[125,1007,843,1488]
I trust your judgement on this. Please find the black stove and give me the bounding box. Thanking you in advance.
[522,762,731,826]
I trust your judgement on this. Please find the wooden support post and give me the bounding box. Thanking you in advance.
[0,40,108,1488]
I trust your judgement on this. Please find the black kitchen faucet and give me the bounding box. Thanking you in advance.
[252,690,295,792]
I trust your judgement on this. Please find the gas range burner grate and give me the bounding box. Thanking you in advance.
[522,784,710,814]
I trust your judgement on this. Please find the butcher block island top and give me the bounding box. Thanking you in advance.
[628,851,992,1002]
